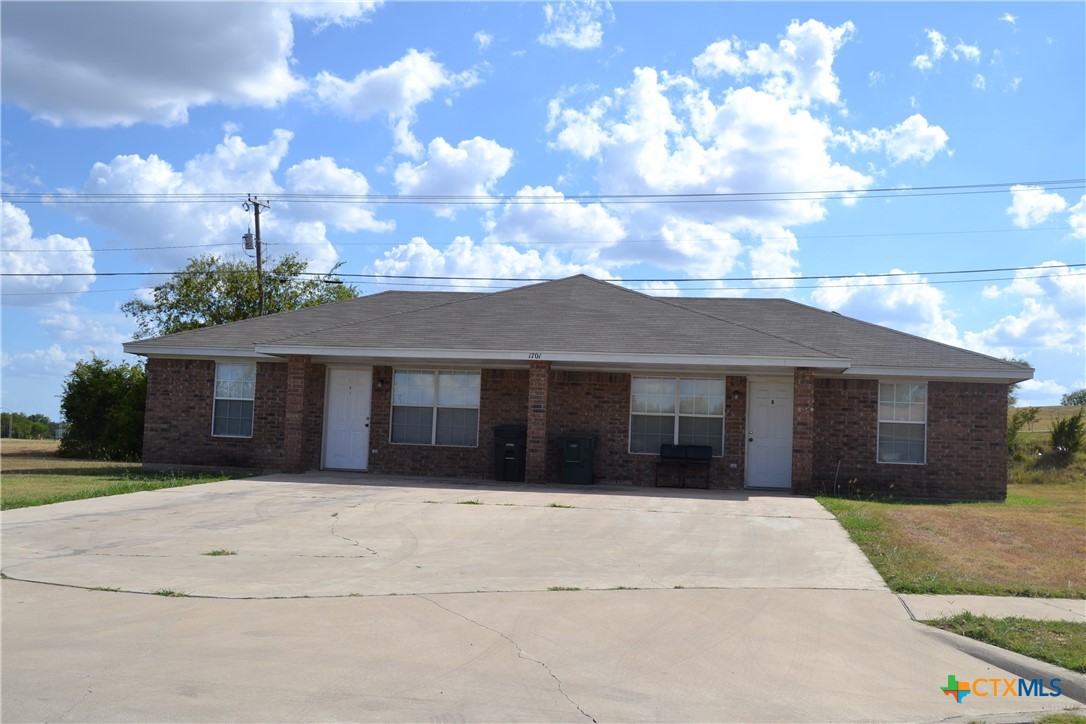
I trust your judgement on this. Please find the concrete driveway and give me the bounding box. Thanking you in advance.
[2,475,1081,722]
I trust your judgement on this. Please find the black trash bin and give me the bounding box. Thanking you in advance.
[557,433,598,485]
[492,424,527,482]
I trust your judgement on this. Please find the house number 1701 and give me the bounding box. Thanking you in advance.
[527,352,542,359]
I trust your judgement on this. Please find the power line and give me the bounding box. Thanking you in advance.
[6,270,1083,298]
[3,178,1083,205]
[3,262,1082,284]
[0,225,1072,254]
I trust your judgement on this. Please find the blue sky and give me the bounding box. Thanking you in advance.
[2,1,1084,420]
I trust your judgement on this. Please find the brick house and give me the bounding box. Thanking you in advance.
[123,275,1031,500]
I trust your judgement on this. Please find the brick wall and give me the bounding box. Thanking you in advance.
[808,378,1008,500]
[143,358,292,470]
[365,366,746,487]
[367,366,529,478]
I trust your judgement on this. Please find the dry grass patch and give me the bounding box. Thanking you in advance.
[819,455,1085,598]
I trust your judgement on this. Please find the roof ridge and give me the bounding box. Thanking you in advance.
[664,296,845,359]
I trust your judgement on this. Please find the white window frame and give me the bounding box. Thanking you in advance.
[212,362,256,438]
[390,369,481,447]
[877,381,927,465]
[629,376,726,456]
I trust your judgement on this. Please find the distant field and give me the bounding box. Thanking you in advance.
[1,439,235,509]
[1009,405,1085,448]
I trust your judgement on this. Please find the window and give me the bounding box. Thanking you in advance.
[391,370,480,446]
[878,382,927,464]
[213,362,255,437]
[630,376,725,455]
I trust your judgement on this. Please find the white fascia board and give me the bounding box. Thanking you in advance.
[842,366,1033,383]
[253,345,851,370]
[123,344,281,361]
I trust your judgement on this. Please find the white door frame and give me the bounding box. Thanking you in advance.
[744,377,794,489]
[321,366,373,471]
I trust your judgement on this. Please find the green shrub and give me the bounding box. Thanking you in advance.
[58,357,146,461]
[1050,409,1085,459]
[1007,407,1040,460]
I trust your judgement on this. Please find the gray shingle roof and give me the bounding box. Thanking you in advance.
[124,275,1031,379]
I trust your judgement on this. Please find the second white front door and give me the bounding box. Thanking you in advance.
[746,380,794,488]
[323,368,372,471]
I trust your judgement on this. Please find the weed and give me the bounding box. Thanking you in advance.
[548,585,581,591]
[611,585,638,590]
[202,549,237,556]
[421,500,440,504]
[548,502,574,508]
[457,499,483,505]
[152,589,189,597]
[673,585,685,589]
[91,586,121,592]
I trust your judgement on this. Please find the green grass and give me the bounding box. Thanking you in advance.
[547,502,574,508]
[1036,714,1086,724]
[547,585,581,591]
[818,453,1085,598]
[151,589,189,597]
[1,439,238,510]
[456,498,483,505]
[202,549,237,556]
[925,613,1086,674]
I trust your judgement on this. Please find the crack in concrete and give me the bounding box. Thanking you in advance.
[58,673,92,721]
[418,595,596,723]
[330,505,378,555]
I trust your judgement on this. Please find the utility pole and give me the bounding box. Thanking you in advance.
[243,195,271,316]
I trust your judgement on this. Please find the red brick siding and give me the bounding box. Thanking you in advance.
[143,358,290,470]
[545,371,746,488]
[809,379,1008,500]
[791,368,815,487]
[526,361,550,483]
[367,366,529,478]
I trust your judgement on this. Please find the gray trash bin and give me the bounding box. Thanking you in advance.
[557,433,597,484]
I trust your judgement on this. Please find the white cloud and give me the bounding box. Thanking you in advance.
[838,113,949,164]
[312,49,480,157]
[1,202,95,304]
[69,130,347,274]
[1069,195,1086,239]
[0,3,320,127]
[973,74,987,90]
[954,42,981,63]
[40,312,129,348]
[1006,77,1022,92]
[284,157,394,233]
[1007,185,1069,228]
[911,30,982,70]
[810,270,962,346]
[486,186,626,262]
[968,262,1086,355]
[912,29,947,70]
[693,20,856,107]
[368,235,613,290]
[868,70,884,87]
[289,2,381,30]
[1000,12,1018,26]
[474,30,493,51]
[538,1,612,50]
[393,137,514,218]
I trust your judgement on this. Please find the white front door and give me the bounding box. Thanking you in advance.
[323,368,372,470]
[746,380,794,488]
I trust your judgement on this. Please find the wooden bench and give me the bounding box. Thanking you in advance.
[654,444,712,488]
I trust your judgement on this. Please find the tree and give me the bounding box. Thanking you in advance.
[1,411,56,439]
[58,358,147,460]
[121,253,357,339]
[1001,357,1033,407]
[1061,389,1086,407]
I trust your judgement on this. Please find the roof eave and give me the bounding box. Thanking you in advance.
[841,365,1034,383]
[252,345,851,369]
